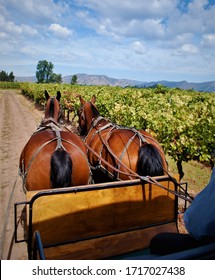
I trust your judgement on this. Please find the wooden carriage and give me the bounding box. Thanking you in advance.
[15,175,181,260]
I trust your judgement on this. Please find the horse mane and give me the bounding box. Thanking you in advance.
[90,102,100,118]
[49,98,55,118]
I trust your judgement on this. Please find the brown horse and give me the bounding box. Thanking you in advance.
[77,95,168,183]
[19,91,91,191]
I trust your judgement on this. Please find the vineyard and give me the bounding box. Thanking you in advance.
[1,81,214,178]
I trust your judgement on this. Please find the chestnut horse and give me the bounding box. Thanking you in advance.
[19,91,91,191]
[77,95,168,183]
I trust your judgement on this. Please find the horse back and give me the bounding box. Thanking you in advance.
[85,127,167,180]
[20,130,90,190]
[86,128,140,179]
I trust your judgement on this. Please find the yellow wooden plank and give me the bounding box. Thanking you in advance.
[29,178,176,246]
[43,222,178,260]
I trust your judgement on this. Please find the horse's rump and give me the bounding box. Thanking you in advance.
[86,127,166,180]
[20,130,90,190]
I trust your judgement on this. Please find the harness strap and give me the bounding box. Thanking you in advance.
[118,133,137,179]
[85,142,137,177]
[85,142,192,202]
[56,137,93,184]
[20,137,58,193]
[55,130,66,150]
[86,119,153,180]
[92,116,106,127]
[22,124,68,185]
[103,129,138,180]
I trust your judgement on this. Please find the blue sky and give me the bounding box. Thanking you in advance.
[0,0,214,82]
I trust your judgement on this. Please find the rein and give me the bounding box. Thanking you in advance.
[85,141,192,202]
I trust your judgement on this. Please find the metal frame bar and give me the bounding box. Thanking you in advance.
[33,231,46,260]
[178,181,189,211]
[14,201,30,243]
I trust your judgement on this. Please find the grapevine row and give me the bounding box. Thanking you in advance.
[2,82,214,175]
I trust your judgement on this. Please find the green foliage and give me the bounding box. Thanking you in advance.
[36,60,62,84]
[71,75,78,85]
[36,60,54,83]
[18,83,215,167]
[0,81,20,89]
[49,73,62,84]
[0,70,15,82]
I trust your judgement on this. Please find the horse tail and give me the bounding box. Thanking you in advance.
[50,148,72,188]
[137,144,164,177]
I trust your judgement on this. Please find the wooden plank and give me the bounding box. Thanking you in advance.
[43,222,178,260]
[30,180,176,246]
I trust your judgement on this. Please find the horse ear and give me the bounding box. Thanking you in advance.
[91,95,96,104]
[79,95,86,106]
[56,91,61,101]
[45,90,50,101]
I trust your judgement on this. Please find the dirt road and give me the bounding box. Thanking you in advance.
[0,90,44,260]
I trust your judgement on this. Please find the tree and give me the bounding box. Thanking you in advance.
[49,73,62,84]
[36,60,54,83]
[8,71,15,82]
[71,74,78,85]
[36,60,63,83]
[0,70,15,82]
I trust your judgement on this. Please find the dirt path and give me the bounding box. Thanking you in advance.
[0,90,44,260]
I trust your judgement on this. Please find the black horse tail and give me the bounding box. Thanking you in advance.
[137,144,164,177]
[50,148,72,188]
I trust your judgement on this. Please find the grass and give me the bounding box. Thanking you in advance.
[166,155,212,194]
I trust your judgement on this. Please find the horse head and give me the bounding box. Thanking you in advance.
[44,90,61,122]
[77,95,99,136]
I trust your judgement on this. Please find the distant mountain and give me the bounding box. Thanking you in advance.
[137,80,215,92]
[15,73,215,92]
[15,76,37,83]
[63,74,215,92]
[62,73,143,87]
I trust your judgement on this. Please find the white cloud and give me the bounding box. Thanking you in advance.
[0,0,66,23]
[181,44,199,54]
[76,0,214,49]
[77,0,177,20]
[168,0,215,36]
[173,44,199,56]
[48,24,73,37]
[0,15,38,37]
[201,34,215,48]
[129,19,165,39]
[132,41,146,55]
[76,0,174,40]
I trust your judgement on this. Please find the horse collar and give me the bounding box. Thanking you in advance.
[92,116,104,128]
